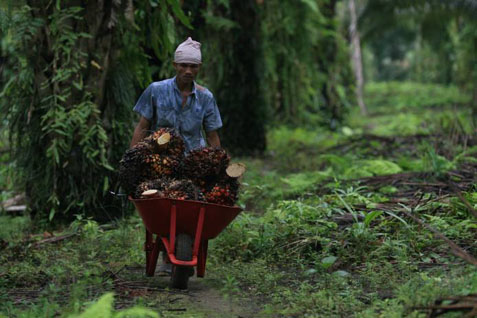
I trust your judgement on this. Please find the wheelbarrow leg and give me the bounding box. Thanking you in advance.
[145,230,153,275]
[145,230,162,277]
[197,240,208,278]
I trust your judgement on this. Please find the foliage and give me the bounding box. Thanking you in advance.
[348,82,474,137]
[265,126,341,172]
[2,82,477,317]
[0,215,30,242]
[359,0,477,121]
[261,0,353,126]
[0,1,190,222]
[180,0,354,156]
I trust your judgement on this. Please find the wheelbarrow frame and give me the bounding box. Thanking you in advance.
[131,197,242,279]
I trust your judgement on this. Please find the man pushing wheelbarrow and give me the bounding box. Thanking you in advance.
[130,37,222,151]
[125,38,244,289]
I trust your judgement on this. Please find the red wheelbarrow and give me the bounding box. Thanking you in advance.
[131,197,242,289]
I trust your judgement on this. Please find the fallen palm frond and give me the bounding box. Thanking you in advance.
[413,294,477,318]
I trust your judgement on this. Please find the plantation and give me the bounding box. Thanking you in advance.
[1,82,476,317]
[1,0,477,317]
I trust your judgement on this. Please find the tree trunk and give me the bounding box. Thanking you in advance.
[223,0,266,155]
[472,35,477,130]
[348,0,367,116]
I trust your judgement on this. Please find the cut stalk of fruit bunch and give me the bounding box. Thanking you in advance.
[226,163,246,178]
[150,132,171,153]
[144,128,185,157]
[141,189,159,197]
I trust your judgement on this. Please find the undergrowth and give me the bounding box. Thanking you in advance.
[1,82,476,317]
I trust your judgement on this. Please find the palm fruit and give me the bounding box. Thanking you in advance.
[205,184,236,206]
[118,142,154,195]
[183,147,230,178]
[143,153,181,178]
[164,190,188,200]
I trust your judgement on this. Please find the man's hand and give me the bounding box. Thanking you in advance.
[130,116,151,147]
[206,130,221,148]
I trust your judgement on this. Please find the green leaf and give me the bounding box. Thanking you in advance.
[74,293,114,318]
[305,268,317,276]
[72,80,83,90]
[166,0,192,29]
[102,162,115,171]
[364,211,383,227]
[49,208,56,222]
[203,14,239,31]
[300,0,320,14]
[383,210,409,227]
[333,270,350,277]
[103,177,109,194]
[321,255,337,269]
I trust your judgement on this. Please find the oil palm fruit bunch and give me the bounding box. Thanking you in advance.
[120,127,246,205]
[204,163,246,206]
[160,180,204,201]
[183,147,230,178]
[119,142,153,195]
[143,128,185,179]
[167,179,205,201]
[134,177,171,198]
[143,153,182,177]
[143,127,185,158]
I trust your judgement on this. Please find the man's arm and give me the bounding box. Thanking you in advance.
[206,130,221,148]
[130,116,151,147]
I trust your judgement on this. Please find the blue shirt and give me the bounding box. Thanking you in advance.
[133,76,223,152]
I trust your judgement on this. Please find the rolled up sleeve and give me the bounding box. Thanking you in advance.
[133,84,154,120]
[203,96,223,132]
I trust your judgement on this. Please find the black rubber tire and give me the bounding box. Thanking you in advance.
[170,234,193,289]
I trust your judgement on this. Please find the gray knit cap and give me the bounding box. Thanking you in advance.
[174,37,202,64]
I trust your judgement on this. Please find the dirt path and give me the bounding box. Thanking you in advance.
[178,277,261,318]
[114,266,261,317]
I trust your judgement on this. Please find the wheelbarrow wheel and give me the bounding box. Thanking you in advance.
[170,233,193,289]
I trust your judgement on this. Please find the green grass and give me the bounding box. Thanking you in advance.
[364,81,471,111]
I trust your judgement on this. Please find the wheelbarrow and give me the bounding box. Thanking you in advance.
[131,197,242,289]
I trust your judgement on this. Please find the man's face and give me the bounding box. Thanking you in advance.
[173,62,200,85]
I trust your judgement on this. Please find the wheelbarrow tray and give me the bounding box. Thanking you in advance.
[131,197,241,239]
[131,197,241,278]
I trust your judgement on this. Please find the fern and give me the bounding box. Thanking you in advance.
[344,159,403,178]
[68,293,158,318]
[281,171,331,195]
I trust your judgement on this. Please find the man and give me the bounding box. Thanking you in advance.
[130,38,222,275]
[130,37,222,150]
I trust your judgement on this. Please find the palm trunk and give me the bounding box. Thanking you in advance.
[348,0,367,116]
[472,35,477,130]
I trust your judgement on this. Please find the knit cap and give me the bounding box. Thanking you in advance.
[174,37,202,64]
